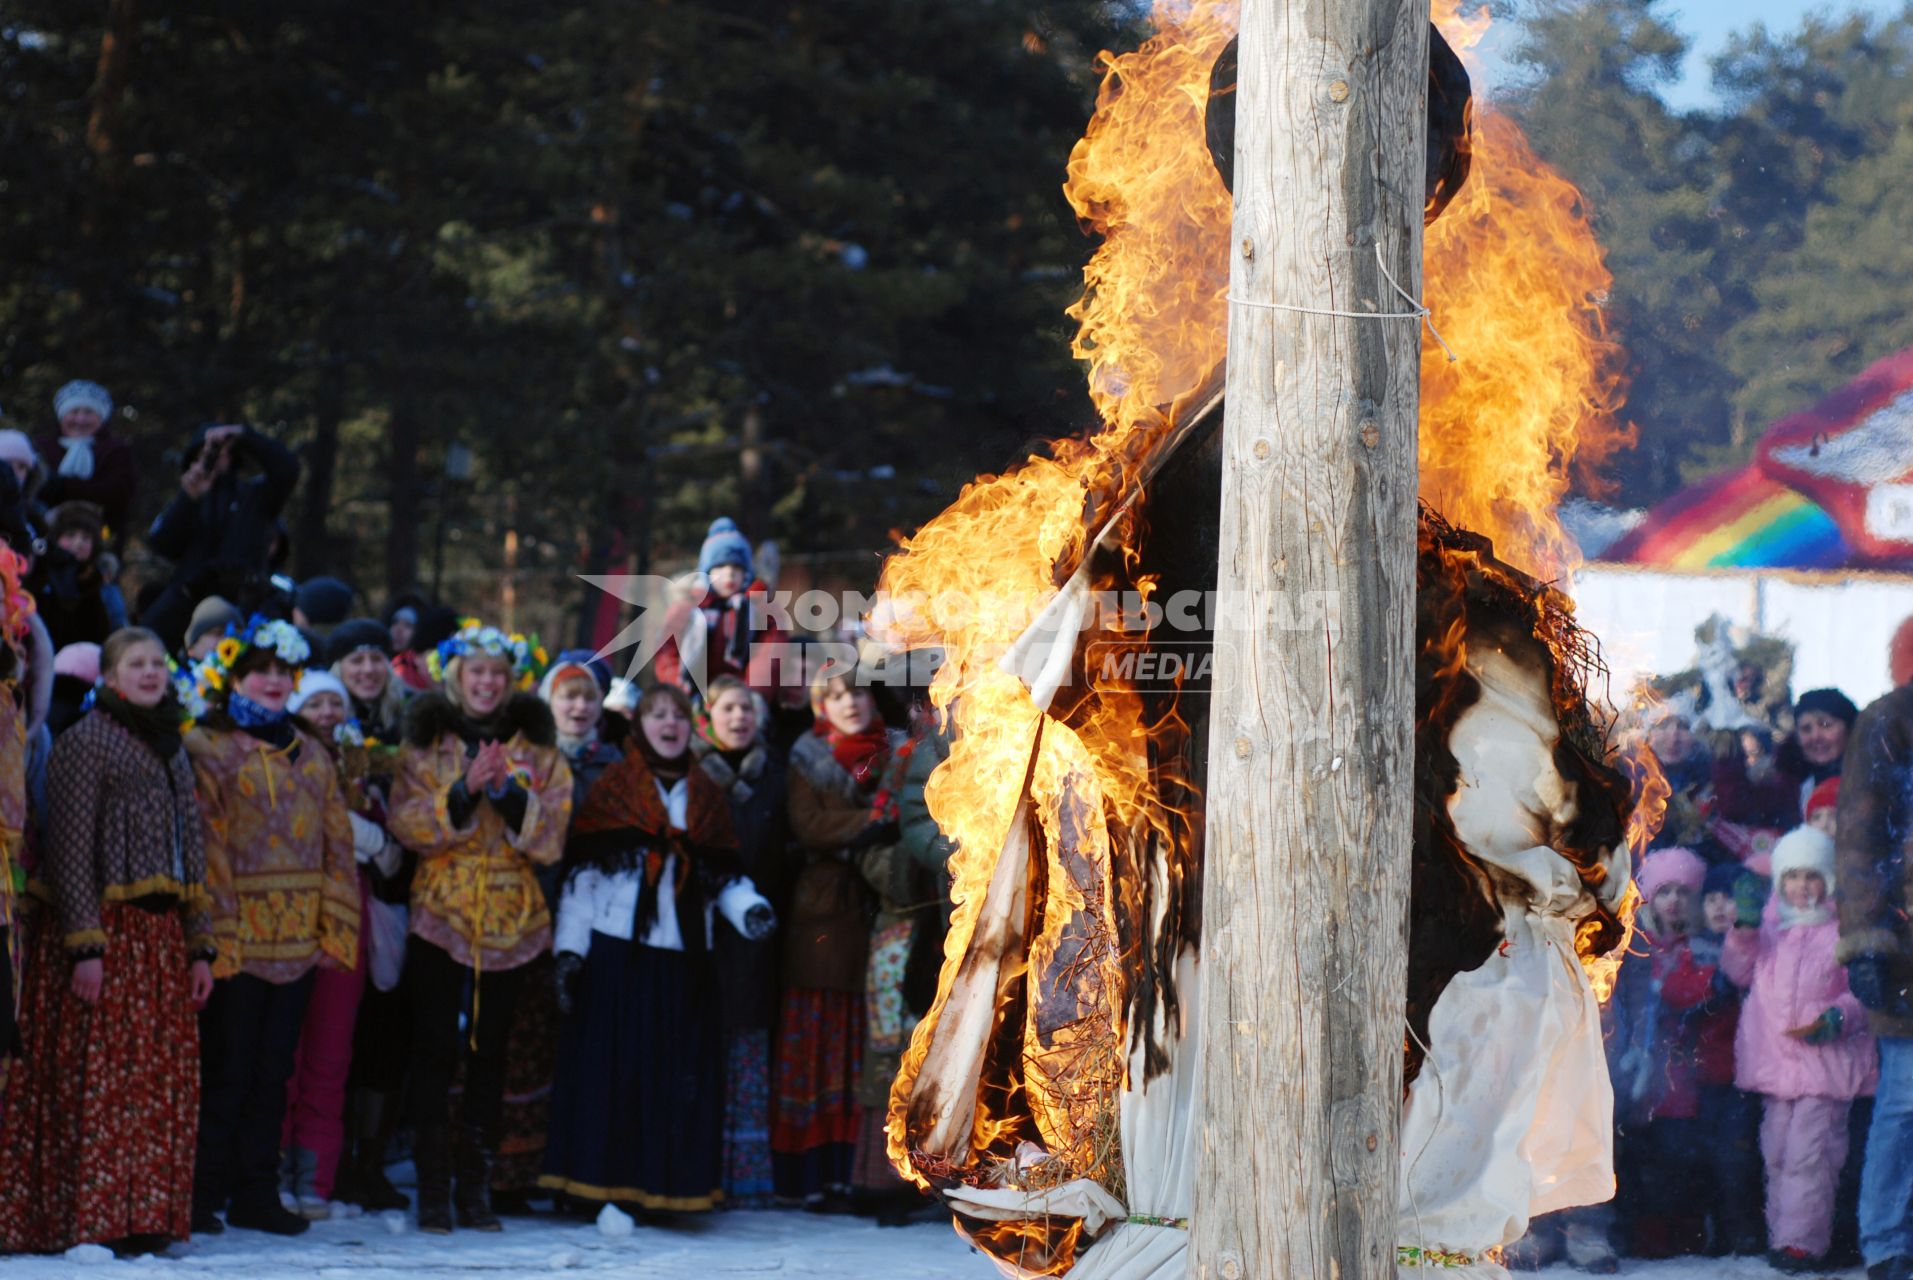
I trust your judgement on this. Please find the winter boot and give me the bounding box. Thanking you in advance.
[286,1145,328,1219]
[190,1195,225,1237]
[454,1123,502,1232]
[225,1191,312,1236]
[336,1090,410,1211]
[414,1123,455,1235]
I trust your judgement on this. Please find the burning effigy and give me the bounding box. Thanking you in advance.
[870,3,1661,1277]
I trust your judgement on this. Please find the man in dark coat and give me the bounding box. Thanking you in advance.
[140,424,300,647]
[1835,621,1913,1280]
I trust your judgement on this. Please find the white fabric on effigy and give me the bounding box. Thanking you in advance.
[1395,646,1629,1279]
[1066,950,1201,1280]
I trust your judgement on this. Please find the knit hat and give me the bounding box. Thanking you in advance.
[0,430,39,470]
[53,381,112,422]
[538,648,613,701]
[288,669,349,715]
[294,576,355,628]
[48,500,105,544]
[410,605,460,655]
[1806,776,1841,821]
[1771,825,1836,897]
[185,596,242,649]
[325,617,394,667]
[1795,687,1859,729]
[53,642,101,684]
[1637,846,1706,903]
[1702,860,1753,901]
[697,517,753,577]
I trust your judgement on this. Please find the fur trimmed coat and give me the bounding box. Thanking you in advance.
[388,691,572,972]
[783,729,907,993]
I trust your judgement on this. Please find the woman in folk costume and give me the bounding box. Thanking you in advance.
[276,671,405,1217]
[0,548,33,1062]
[0,628,210,1255]
[695,675,791,1207]
[485,650,624,1210]
[772,664,906,1209]
[543,682,773,1211]
[186,616,359,1238]
[848,691,939,1212]
[387,622,569,1234]
[321,620,413,1212]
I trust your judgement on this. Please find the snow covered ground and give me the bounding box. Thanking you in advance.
[6,1207,983,1278]
[3,1207,1868,1280]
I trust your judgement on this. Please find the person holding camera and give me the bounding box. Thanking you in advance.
[141,424,301,648]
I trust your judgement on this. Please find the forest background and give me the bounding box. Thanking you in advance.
[4,0,1909,643]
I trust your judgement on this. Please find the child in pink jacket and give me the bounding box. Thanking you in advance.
[1723,825,1878,1273]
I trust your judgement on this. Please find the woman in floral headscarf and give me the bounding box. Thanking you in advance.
[184,616,359,1238]
[387,622,570,1235]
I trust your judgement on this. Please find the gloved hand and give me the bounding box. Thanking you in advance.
[742,902,776,941]
[1848,955,1895,1012]
[848,820,900,853]
[1796,1006,1845,1045]
[554,951,584,1017]
[1733,872,1770,929]
[348,812,386,865]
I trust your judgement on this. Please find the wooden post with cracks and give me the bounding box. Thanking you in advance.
[1191,1,1425,1276]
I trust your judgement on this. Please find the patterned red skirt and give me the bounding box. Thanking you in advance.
[0,904,199,1252]
[770,988,864,1156]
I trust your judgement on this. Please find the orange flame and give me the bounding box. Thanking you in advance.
[1422,2,1633,583]
[880,0,1657,1262]
[1063,0,1236,448]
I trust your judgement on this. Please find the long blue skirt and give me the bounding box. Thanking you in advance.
[540,934,723,1211]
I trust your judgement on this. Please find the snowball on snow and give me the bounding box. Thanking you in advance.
[63,1243,114,1264]
[596,1203,635,1238]
[381,1209,408,1234]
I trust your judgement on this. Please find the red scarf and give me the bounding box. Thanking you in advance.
[818,721,890,790]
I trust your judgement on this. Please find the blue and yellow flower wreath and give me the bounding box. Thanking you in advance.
[189,613,311,710]
[427,618,549,691]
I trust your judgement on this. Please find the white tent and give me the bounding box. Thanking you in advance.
[1569,564,1913,709]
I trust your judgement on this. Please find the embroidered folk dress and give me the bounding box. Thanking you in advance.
[386,721,571,974]
[188,724,359,982]
[0,708,211,1251]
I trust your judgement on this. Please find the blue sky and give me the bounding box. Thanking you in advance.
[1480,0,1905,110]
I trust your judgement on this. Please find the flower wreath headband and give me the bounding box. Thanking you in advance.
[428,618,549,692]
[190,614,311,708]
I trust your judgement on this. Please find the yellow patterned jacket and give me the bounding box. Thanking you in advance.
[187,722,359,982]
[388,691,571,972]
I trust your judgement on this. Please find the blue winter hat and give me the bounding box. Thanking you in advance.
[697,517,753,577]
[1703,860,1753,901]
[539,648,613,698]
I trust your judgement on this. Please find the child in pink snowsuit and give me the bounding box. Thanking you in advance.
[1723,824,1878,1272]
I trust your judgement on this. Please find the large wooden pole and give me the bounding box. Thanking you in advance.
[1191,2,1425,1277]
